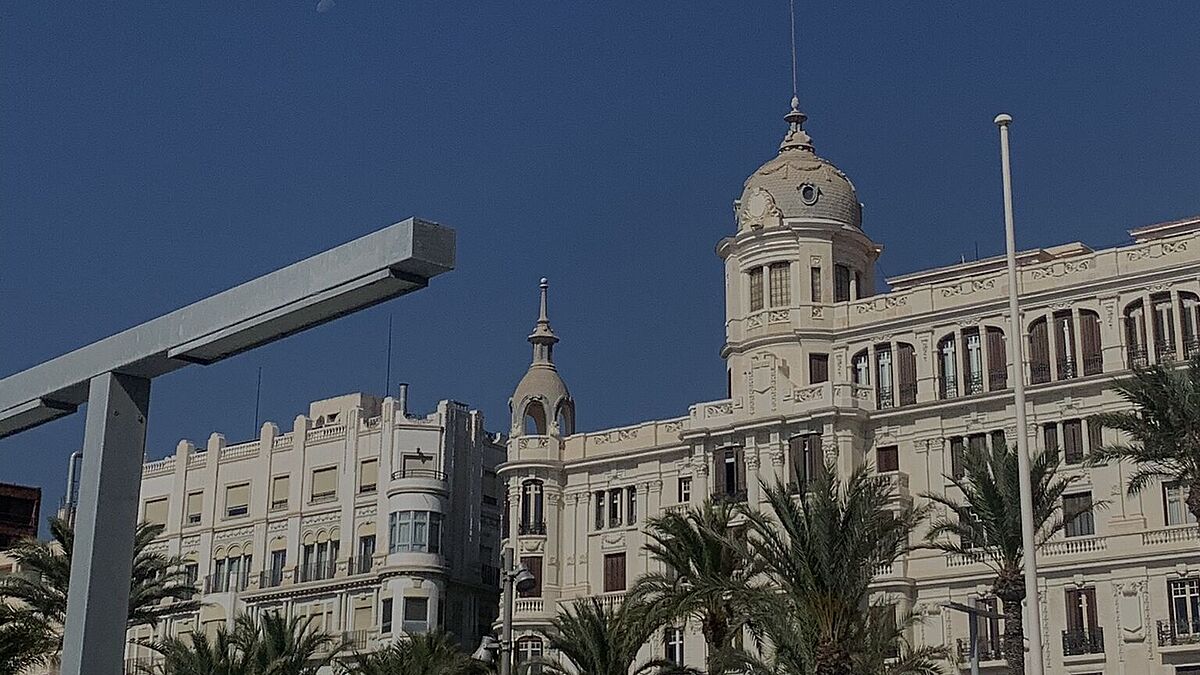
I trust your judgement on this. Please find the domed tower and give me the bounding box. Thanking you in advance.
[718,98,882,412]
[510,278,575,438]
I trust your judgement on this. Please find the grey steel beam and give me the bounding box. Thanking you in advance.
[0,217,455,437]
[60,372,151,675]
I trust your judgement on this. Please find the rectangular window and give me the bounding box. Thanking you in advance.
[834,264,852,302]
[809,354,829,384]
[715,447,746,499]
[267,549,286,586]
[950,437,965,480]
[270,475,289,511]
[594,491,605,530]
[402,597,429,634]
[1064,492,1095,538]
[1063,419,1084,464]
[225,483,250,518]
[1169,578,1200,634]
[608,489,622,528]
[603,553,627,592]
[1087,417,1104,453]
[748,268,764,312]
[1165,483,1198,526]
[359,459,378,493]
[1065,588,1099,634]
[768,263,790,307]
[877,445,899,473]
[810,266,822,303]
[627,486,637,525]
[1043,423,1060,455]
[381,598,393,634]
[678,477,691,504]
[141,497,168,526]
[184,563,199,588]
[519,556,543,598]
[185,491,203,525]
[664,627,684,665]
[311,466,337,501]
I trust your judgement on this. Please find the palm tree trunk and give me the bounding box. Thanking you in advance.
[813,641,854,675]
[702,615,729,675]
[997,589,1025,675]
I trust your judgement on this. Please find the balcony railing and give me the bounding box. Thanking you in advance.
[1128,347,1149,369]
[391,468,447,481]
[1186,337,1200,359]
[955,637,1003,662]
[1029,361,1052,384]
[294,560,337,584]
[1156,341,1178,362]
[876,385,895,410]
[519,521,547,536]
[259,569,286,589]
[1158,619,1200,647]
[1062,627,1104,656]
[204,572,248,594]
[897,383,917,406]
[342,629,371,651]
[1082,353,1103,376]
[714,489,748,504]
[1056,359,1077,380]
[310,492,337,505]
[987,368,1008,391]
[348,556,374,575]
[965,372,985,395]
[938,376,958,400]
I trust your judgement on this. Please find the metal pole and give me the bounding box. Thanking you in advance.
[995,112,1045,675]
[60,372,151,675]
[969,614,980,675]
[500,547,514,675]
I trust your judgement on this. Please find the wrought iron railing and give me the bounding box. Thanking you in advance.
[1082,353,1103,376]
[342,629,370,650]
[1186,337,1200,359]
[876,385,894,409]
[294,560,336,583]
[391,468,447,481]
[348,556,374,575]
[259,569,286,589]
[939,376,958,400]
[955,637,1003,662]
[519,521,547,536]
[965,372,985,395]
[1156,341,1178,362]
[1158,619,1200,647]
[204,572,248,594]
[1062,627,1104,655]
[1056,359,1077,380]
[1030,361,1052,384]
[714,489,748,504]
[1128,347,1149,369]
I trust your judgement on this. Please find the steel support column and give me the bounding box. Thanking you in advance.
[60,372,151,675]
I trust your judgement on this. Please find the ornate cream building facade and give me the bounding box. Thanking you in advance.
[498,100,1200,674]
[122,389,506,671]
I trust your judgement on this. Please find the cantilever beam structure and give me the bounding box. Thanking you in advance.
[0,217,455,675]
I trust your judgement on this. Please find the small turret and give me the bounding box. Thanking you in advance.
[509,278,575,437]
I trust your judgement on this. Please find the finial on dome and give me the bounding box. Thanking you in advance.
[780,97,813,153]
[538,277,550,324]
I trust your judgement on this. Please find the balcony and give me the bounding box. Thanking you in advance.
[938,376,959,400]
[955,637,1004,663]
[258,569,287,589]
[389,468,448,496]
[1186,337,1200,359]
[342,629,371,651]
[519,521,547,536]
[1156,341,1178,362]
[294,560,337,584]
[964,372,985,396]
[1158,619,1200,648]
[1062,627,1104,656]
[348,556,374,575]
[713,489,748,505]
[1055,359,1077,381]
[876,385,895,410]
[203,573,248,594]
[1127,347,1149,369]
[1029,361,1052,384]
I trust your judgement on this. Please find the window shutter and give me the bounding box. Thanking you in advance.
[713,451,727,496]
[734,447,747,493]
[143,498,168,526]
[787,436,804,485]
[360,459,378,491]
[897,343,918,404]
[1063,420,1084,464]
[185,492,203,519]
[1065,590,1083,632]
[604,553,627,592]
[877,446,899,473]
[809,354,829,384]
[353,603,372,631]
[1083,588,1098,631]
[226,484,250,510]
[1087,417,1104,451]
[950,438,965,480]
[312,467,337,497]
[1081,312,1102,374]
[519,556,542,598]
[1029,319,1051,383]
[986,328,1008,389]
[1043,424,1059,454]
[271,476,289,504]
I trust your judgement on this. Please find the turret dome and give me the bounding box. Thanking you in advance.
[736,99,862,231]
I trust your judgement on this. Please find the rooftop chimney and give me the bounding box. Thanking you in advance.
[398,383,409,418]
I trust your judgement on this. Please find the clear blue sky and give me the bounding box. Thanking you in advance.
[3,3,1198,527]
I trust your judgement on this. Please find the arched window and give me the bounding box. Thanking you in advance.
[1028,317,1051,383]
[963,328,984,394]
[523,400,547,436]
[1051,310,1077,379]
[937,334,958,399]
[851,349,870,385]
[875,345,894,409]
[555,401,575,436]
[1181,292,1200,358]
[520,480,545,535]
[1151,292,1177,360]
[516,637,544,675]
[986,327,1008,389]
[1080,310,1103,375]
[1124,300,1148,368]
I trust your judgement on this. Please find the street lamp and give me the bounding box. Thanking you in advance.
[475,548,537,675]
[943,601,1004,675]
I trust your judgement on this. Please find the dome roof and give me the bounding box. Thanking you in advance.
[736,100,862,231]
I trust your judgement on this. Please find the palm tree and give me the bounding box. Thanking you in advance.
[924,441,1083,675]
[0,605,57,675]
[0,517,198,665]
[746,466,938,675]
[347,631,485,675]
[143,611,347,675]
[532,595,686,675]
[632,499,759,674]
[1089,355,1200,521]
